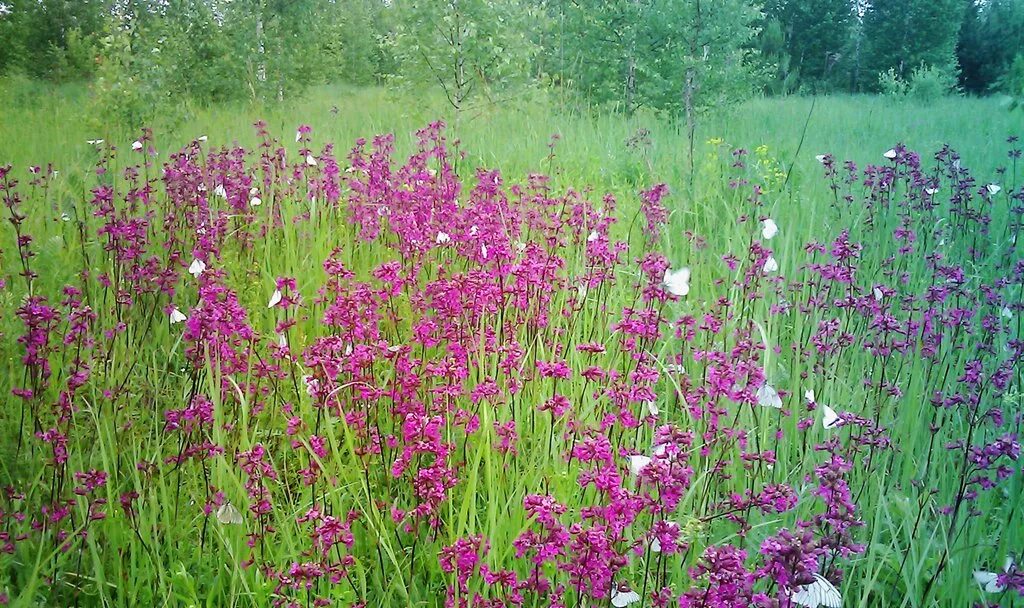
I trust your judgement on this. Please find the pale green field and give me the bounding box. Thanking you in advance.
[1,82,1017,189]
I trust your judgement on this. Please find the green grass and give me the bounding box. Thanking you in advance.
[0,80,1021,607]
[2,81,1017,262]
[1,81,1018,189]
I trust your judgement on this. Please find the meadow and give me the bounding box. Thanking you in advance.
[0,82,1021,607]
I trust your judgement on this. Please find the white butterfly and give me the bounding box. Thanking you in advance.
[213,184,227,198]
[986,184,1001,195]
[883,148,897,160]
[805,389,816,403]
[436,231,451,245]
[974,556,1014,593]
[132,140,143,151]
[822,405,841,430]
[664,363,685,375]
[216,502,244,525]
[188,258,206,277]
[587,230,599,243]
[763,255,779,273]
[644,400,659,416]
[87,139,104,145]
[924,187,938,195]
[663,267,691,297]
[306,154,318,167]
[650,521,679,553]
[873,287,883,301]
[815,154,828,164]
[249,196,262,207]
[295,130,302,142]
[628,455,652,476]
[302,374,319,396]
[756,383,783,409]
[197,135,208,142]
[268,289,283,308]
[611,586,641,607]
[1001,307,1013,319]
[169,307,187,324]
[762,218,779,240]
[790,573,842,608]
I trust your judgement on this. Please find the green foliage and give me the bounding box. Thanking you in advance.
[388,0,541,109]
[907,63,958,102]
[0,0,106,80]
[863,0,964,90]
[88,25,173,129]
[153,0,247,103]
[222,0,326,101]
[1001,53,1024,110]
[550,0,762,116]
[761,0,852,92]
[758,19,800,96]
[877,67,908,99]
[319,0,390,86]
[958,0,1024,94]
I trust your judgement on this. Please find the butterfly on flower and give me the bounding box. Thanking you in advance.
[974,555,1015,593]
[807,389,840,429]
[789,573,842,608]
[610,584,641,607]
[628,455,652,476]
[169,307,187,324]
[188,258,206,277]
[822,405,841,430]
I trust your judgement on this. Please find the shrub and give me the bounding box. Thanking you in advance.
[907,63,958,102]
[1000,53,1024,110]
[877,67,907,99]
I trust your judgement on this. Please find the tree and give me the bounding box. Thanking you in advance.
[550,0,762,115]
[388,0,541,110]
[958,0,1024,94]
[319,0,389,86]
[863,0,966,88]
[0,0,108,80]
[762,0,853,91]
[219,0,324,101]
[757,17,801,95]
